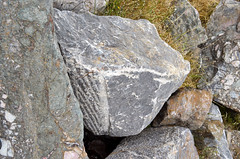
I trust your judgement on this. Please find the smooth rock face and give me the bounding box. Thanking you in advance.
[193,104,232,159]
[54,9,190,136]
[106,127,199,159]
[166,0,207,53]
[199,0,240,112]
[0,1,86,158]
[53,0,109,14]
[152,88,212,130]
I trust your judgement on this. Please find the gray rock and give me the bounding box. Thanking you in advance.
[54,9,190,136]
[199,0,240,112]
[106,127,199,159]
[227,130,240,159]
[0,1,87,158]
[166,0,208,53]
[193,104,233,159]
[53,0,109,14]
[206,0,240,38]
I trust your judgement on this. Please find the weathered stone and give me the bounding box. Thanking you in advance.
[54,9,190,136]
[206,0,240,38]
[199,0,240,112]
[53,0,109,14]
[152,88,212,130]
[227,130,240,159]
[0,1,86,158]
[106,126,199,159]
[166,0,208,53]
[193,104,233,159]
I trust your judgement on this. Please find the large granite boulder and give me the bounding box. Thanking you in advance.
[199,0,240,112]
[193,104,233,159]
[152,88,212,130]
[0,1,86,158]
[54,9,190,136]
[53,0,109,14]
[165,0,208,53]
[106,127,199,159]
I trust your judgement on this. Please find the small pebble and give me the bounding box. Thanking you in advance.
[5,111,16,123]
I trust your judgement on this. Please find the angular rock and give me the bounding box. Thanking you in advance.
[106,127,199,159]
[53,0,109,14]
[227,130,240,159]
[152,88,212,130]
[199,0,240,112]
[193,104,233,159]
[54,9,190,136]
[206,0,240,38]
[0,1,86,158]
[166,0,208,53]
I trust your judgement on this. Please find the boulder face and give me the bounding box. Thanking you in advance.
[53,0,109,14]
[193,104,233,159]
[106,127,199,159]
[54,9,190,136]
[0,1,86,159]
[206,0,240,38]
[228,130,240,159]
[166,0,207,53]
[152,88,212,130]
[199,0,240,112]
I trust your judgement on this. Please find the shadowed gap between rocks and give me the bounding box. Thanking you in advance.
[83,128,124,159]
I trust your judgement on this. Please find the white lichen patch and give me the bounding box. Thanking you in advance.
[5,111,16,123]
[64,151,80,159]
[224,75,234,86]
[0,138,14,157]
[0,100,6,108]
[10,123,17,130]
[2,94,8,99]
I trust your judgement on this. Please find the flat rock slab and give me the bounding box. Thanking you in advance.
[166,0,207,53]
[53,0,108,14]
[199,0,240,112]
[54,9,190,136]
[106,127,199,159]
[153,88,212,130]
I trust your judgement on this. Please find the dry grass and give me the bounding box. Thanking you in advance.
[189,0,220,28]
[103,0,220,88]
[103,0,176,46]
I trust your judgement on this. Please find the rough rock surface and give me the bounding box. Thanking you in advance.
[193,104,232,159]
[106,126,199,159]
[0,1,87,158]
[54,9,190,136]
[166,0,207,53]
[227,130,240,159]
[199,0,240,112]
[152,88,212,130]
[53,0,108,14]
[206,0,240,38]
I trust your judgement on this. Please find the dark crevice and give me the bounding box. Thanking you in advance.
[83,128,124,159]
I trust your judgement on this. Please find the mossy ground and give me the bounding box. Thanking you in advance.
[102,0,220,88]
[217,103,240,131]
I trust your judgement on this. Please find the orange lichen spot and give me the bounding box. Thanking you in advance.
[56,59,60,68]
